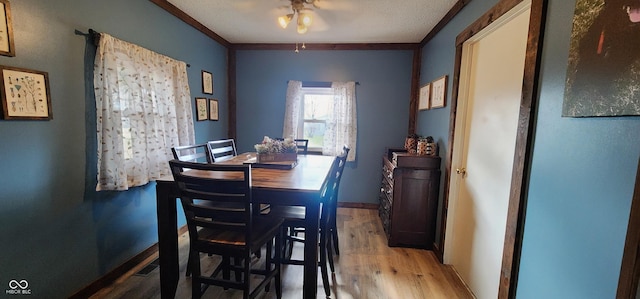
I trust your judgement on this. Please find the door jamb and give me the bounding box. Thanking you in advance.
[436,0,547,298]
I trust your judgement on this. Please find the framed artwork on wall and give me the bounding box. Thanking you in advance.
[0,66,52,120]
[0,0,14,57]
[195,97,207,121]
[209,99,218,121]
[418,83,431,110]
[430,75,448,109]
[201,70,213,94]
[562,0,640,117]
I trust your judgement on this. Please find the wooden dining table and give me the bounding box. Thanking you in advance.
[155,152,335,299]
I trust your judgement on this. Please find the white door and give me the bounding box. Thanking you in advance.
[443,2,531,299]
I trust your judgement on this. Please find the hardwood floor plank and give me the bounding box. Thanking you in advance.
[90,208,472,299]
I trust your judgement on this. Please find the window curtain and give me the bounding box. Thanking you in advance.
[94,33,194,191]
[324,81,357,161]
[282,80,303,139]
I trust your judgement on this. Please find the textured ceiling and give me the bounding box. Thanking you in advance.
[165,0,460,44]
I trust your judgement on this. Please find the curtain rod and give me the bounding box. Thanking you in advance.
[290,80,360,86]
[74,28,191,68]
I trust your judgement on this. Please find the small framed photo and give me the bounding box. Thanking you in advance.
[195,97,207,121]
[418,83,431,110]
[201,70,213,94]
[209,99,219,121]
[0,66,52,120]
[0,0,15,57]
[430,75,448,109]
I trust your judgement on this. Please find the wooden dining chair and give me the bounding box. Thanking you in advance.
[275,138,309,155]
[171,143,212,163]
[265,146,349,297]
[169,160,283,299]
[207,139,237,162]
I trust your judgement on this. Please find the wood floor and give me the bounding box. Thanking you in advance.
[89,208,473,299]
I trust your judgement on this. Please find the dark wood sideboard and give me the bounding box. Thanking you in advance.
[378,148,441,249]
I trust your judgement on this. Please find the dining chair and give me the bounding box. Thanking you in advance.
[207,138,238,162]
[265,146,349,297]
[274,138,309,155]
[169,160,283,299]
[171,143,212,163]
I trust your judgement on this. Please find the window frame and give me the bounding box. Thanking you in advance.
[298,86,333,152]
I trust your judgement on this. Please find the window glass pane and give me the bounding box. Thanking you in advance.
[303,94,332,120]
[303,121,325,148]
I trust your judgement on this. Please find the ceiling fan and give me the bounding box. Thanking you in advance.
[277,0,321,34]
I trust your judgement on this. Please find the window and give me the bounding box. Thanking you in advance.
[283,81,357,161]
[94,33,194,191]
[300,87,332,151]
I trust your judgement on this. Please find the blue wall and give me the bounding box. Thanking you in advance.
[0,0,227,296]
[418,0,640,297]
[235,49,413,204]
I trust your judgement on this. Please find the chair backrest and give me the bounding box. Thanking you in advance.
[320,146,350,224]
[275,138,309,155]
[169,159,252,247]
[294,139,309,155]
[171,144,212,163]
[207,139,237,162]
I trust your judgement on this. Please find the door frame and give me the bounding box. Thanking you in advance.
[436,0,547,298]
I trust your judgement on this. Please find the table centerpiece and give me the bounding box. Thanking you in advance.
[254,136,298,163]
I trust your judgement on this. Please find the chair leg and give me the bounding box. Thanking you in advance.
[319,237,331,297]
[191,252,202,299]
[275,232,282,298]
[265,240,273,292]
[243,255,251,299]
[327,237,336,273]
[331,224,340,255]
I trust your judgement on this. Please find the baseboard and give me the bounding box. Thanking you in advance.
[338,202,378,209]
[69,225,188,298]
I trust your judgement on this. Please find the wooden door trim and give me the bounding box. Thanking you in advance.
[617,158,640,298]
[438,0,547,298]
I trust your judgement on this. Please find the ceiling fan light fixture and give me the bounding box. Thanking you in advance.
[299,12,312,27]
[297,23,308,34]
[278,14,293,29]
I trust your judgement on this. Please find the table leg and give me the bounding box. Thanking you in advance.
[156,182,179,299]
[303,202,320,299]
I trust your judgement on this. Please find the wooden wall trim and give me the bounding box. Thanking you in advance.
[232,43,418,51]
[409,48,422,135]
[438,0,547,298]
[69,226,189,298]
[420,0,473,47]
[617,158,640,298]
[148,0,231,48]
[228,48,237,140]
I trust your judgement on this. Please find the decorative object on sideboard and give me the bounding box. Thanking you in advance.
[404,134,418,154]
[254,136,298,163]
[417,136,438,156]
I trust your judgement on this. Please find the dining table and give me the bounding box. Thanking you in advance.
[155,152,336,299]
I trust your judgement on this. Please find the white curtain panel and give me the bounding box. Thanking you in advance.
[324,81,357,161]
[282,80,303,139]
[94,33,194,191]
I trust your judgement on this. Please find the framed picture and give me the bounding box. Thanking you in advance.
[0,66,52,120]
[0,0,14,57]
[430,75,448,109]
[418,83,431,110]
[195,97,207,121]
[201,70,213,95]
[209,99,219,121]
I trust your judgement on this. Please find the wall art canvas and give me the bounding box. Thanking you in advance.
[0,0,14,57]
[0,66,51,120]
[563,0,640,117]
